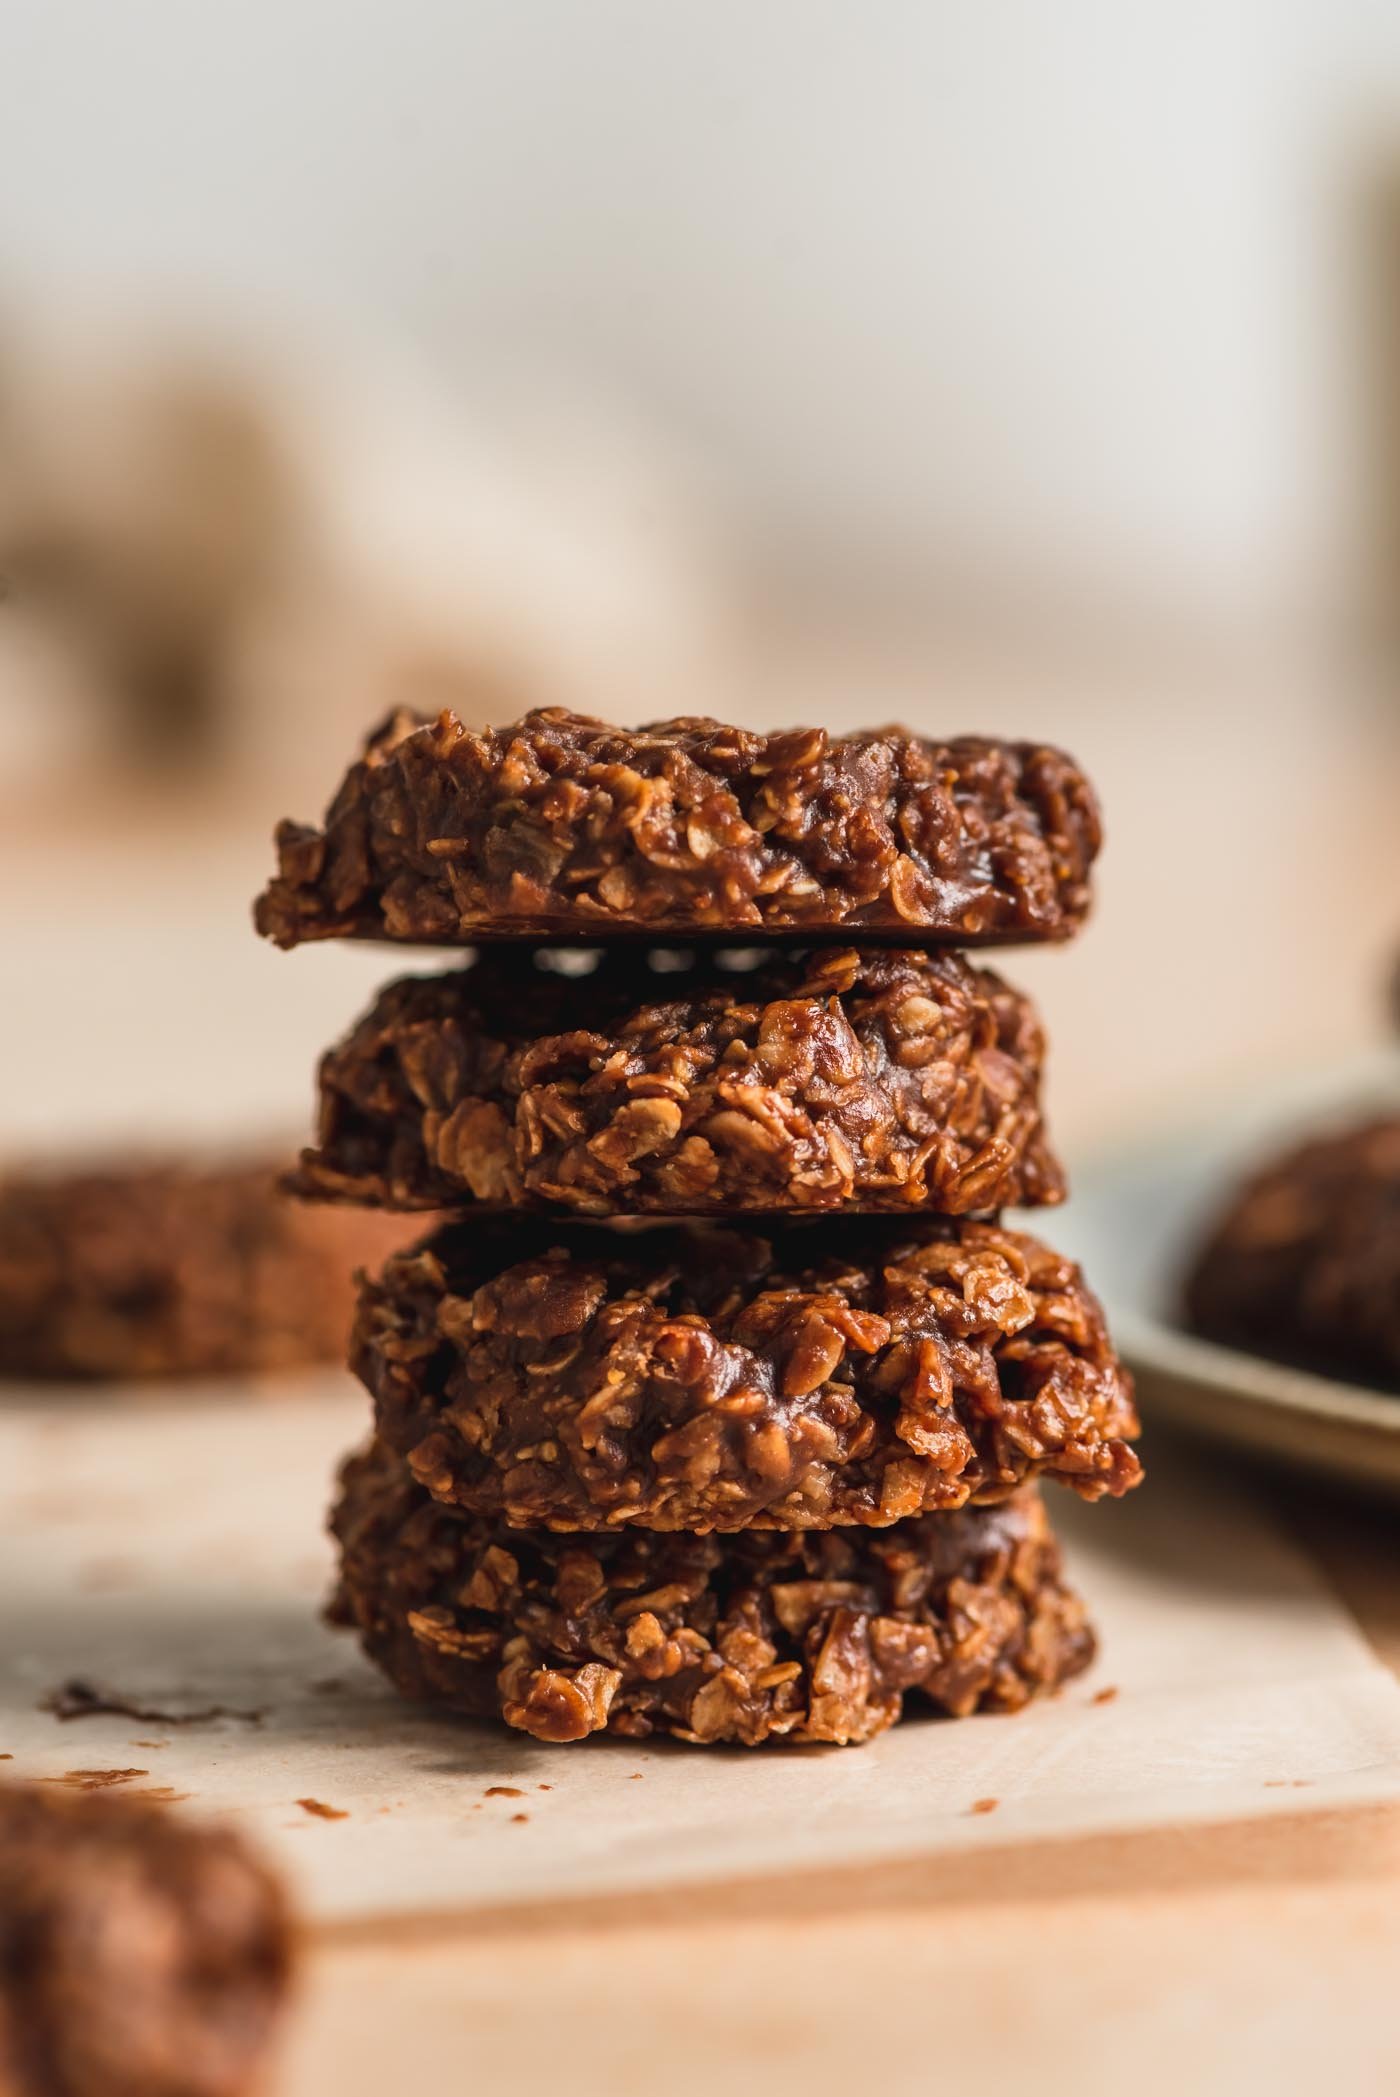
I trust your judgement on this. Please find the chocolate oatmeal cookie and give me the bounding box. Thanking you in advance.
[255,707,1101,948]
[292,943,1063,1218]
[0,1782,292,2097]
[0,1160,418,1381]
[353,1216,1140,1531]
[330,1439,1095,1746]
[1184,1113,1400,1391]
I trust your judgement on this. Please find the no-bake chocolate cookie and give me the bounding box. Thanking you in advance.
[292,943,1063,1218]
[353,1216,1140,1532]
[255,707,1101,948]
[0,1782,292,2097]
[329,1439,1095,1746]
[0,1160,419,1381]
[1184,1113,1400,1391]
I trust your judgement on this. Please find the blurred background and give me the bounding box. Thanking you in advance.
[3,0,1400,1165]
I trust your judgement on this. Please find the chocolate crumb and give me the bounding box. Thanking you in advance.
[41,1770,148,1791]
[41,1679,265,1727]
[296,1798,348,1820]
[510,1813,528,1824]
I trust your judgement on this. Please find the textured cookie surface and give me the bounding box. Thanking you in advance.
[293,943,1063,1218]
[255,707,1101,947]
[330,1440,1095,1746]
[352,1216,1141,1531]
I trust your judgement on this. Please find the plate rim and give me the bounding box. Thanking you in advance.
[1117,1308,1400,1438]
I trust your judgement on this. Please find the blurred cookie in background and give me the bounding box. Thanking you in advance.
[1183,1113,1400,1394]
[0,340,294,778]
[0,1156,427,1383]
[0,315,736,811]
[0,1779,294,2097]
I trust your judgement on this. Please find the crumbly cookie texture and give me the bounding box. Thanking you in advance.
[351,1215,1141,1532]
[292,943,1063,1219]
[1184,1113,1400,1391]
[330,1440,1095,1746]
[0,1781,293,2097]
[255,707,1101,948]
[0,1160,420,1382]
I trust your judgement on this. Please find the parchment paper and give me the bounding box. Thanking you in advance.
[3,1384,1398,1922]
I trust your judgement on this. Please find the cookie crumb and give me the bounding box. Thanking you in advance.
[484,1785,524,1798]
[41,1770,148,1791]
[41,1680,264,1728]
[969,1797,999,1816]
[1091,1685,1119,1705]
[296,1798,348,1821]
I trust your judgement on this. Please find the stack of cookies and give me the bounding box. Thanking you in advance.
[256,708,1141,1748]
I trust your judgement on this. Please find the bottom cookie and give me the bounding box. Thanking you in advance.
[329,1441,1095,1747]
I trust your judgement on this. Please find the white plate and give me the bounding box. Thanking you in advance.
[1050,1051,1400,1504]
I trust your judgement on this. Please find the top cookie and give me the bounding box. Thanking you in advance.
[254,707,1101,948]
